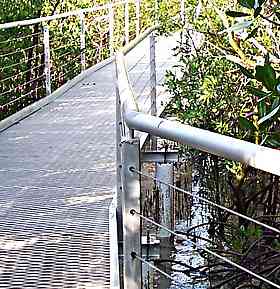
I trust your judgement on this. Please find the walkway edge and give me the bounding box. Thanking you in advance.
[109,192,120,289]
[0,56,114,133]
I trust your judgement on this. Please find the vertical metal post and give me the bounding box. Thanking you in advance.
[125,0,130,45]
[109,3,115,56]
[155,0,159,25]
[43,26,51,96]
[180,0,185,26]
[135,0,140,37]
[80,11,86,71]
[156,163,174,238]
[156,163,174,289]
[121,138,142,289]
[150,33,157,149]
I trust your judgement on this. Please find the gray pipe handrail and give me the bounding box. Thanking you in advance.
[116,52,280,177]
[0,0,127,29]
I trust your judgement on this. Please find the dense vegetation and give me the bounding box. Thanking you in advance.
[1,0,280,287]
[165,0,280,288]
[0,0,180,120]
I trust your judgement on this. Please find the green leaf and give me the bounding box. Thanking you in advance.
[255,64,277,91]
[238,0,255,9]
[266,135,280,148]
[271,97,280,110]
[249,87,272,98]
[239,116,256,130]
[257,99,266,117]
[258,105,280,125]
[275,12,280,21]
[226,11,250,17]
[238,65,254,79]
[264,53,270,64]
[245,26,259,40]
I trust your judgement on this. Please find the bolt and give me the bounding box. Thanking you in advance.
[277,83,280,94]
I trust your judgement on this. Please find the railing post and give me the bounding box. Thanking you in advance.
[43,25,51,96]
[156,163,174,238]
[109,3,114,56]
[125,0,129,45]
[135,0,140,37]
[155,0,159,25]
[121,138,142,289]
[150,32,157,149]
[180,0,185,26]
[80,11,86,71]
[156,163,174,288]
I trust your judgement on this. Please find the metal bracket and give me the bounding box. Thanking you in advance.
[141,151,179,163]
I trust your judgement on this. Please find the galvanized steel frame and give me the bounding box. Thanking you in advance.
[116,50,280,177]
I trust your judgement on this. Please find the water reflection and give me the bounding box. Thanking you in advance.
[170,169,210,289]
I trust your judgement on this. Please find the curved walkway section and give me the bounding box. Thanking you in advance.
[0,32,179,288]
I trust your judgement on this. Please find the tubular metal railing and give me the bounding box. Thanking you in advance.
[115,29,280,289]
[0,0,151,121]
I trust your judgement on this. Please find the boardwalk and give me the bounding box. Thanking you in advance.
[0,33,178,288]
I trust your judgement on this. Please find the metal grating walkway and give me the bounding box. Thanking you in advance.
[0,33,178,288]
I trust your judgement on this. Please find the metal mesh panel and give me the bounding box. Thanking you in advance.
[0,187,111,288]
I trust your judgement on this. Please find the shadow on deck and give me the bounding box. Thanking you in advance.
[0,32,179,288]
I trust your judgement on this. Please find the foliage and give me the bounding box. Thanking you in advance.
[164,2,280,286]
[167,0,280,147]
[0,0,180,120]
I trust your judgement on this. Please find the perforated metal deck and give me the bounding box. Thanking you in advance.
[0,189,111,288]
[0,33,178,288]
[0,59,116,288]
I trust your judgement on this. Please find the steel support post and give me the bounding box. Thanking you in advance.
[80,11,86,71]
[155,0,159,25]
[180,0,185,26]
[150,33,157,149]
[135,0,140,37]
[125,0,130,45]
[156,163,174,289]
[43,26,51,96]
[156,163,174,238]
[109,3,115,56]
[121,138,142,289]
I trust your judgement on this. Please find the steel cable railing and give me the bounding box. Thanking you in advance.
[130,209,280,289]
[0,53,44,71]
[130,167,280,235]
[0,0,148,122]
[0,64,45,84]
[115,17,280,289]
[131,252,187,288]
[0,74,45,99]
[0,32,42,45]
[5,85,45,107]
[0,43,43,58]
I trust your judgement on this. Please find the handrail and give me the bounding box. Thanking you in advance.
[0,1,126,29]
[116,52,140,114]
[115,52,280,177]
[116,25,158,115]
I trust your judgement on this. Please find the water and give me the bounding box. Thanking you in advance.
[142,167,211,289]
[169,170,210,289]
